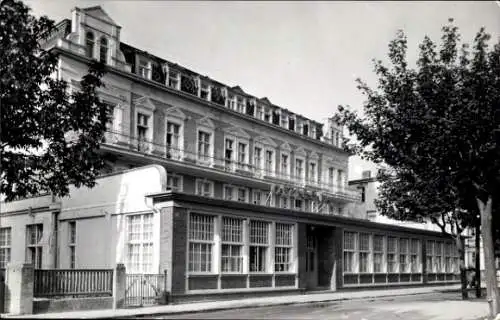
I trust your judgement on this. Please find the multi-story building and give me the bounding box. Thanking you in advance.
[348,169,484,271]
[0,6,459,303]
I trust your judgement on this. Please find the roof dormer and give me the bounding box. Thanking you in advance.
[69,6,129,71]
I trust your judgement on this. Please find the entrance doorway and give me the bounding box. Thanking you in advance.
[305,229,318,288]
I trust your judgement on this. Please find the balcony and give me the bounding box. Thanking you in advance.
[101,130,361,202]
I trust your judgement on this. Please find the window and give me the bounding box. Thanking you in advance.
[26,224,43,268]
[411,239,421,272]
[256,106,263,120]
[308,162,317,183]
[127,214,153,273]
[359,233,370,273]
[166,121,181,159]
[236,97,245,113]
[168,70,179,89]
[310,200,318,213]
[288,117,295,131]
[294,198,303,211]
[445,242,452,273]
[358,187,366,202]
[426,240,435,273]
[137,112,150,151]
[254,146,262,173]
[200,82,210,100]
[295,159,304,182]
[281,115,288,129]
[224,185,234,201]
[197,130,211,162]
[303,123,309,136]
[435,241,443,273]
[373,235,384,273]
[167,173,183,191]
[337,169,344,187]
[297,120,303,134]
[99,37,108,64]
[326,203,335,215]
[399,238,409,273]
[281,153,289,177]
[335,132,340,147]
[311,125,317,139]
[265,150,274,175]
[227,95,235,110]
[280,196,289,209]
[250,221,269,272]
[275,223,293,272]
[85,31,94,58]
[252,190,262,205]
[69,222,76,269]
[237,188,247,202]
[343,231,356,272]
[237,142,248,170]
[221,217,243,273]
[328,167,335,186]
[225,138,234,169]
[188,214,215,272]
[138,59,151,79]
[0,227,11,269]
[196,179,214,197]
[264,108,271,123]
[387,236,397,272]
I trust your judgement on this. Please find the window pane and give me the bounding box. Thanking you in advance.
[276,223,293,246]
[189,214,215,241]
[250,246,267,272]
[250,221,269,244]
[222,217,242,243]
[344,232,356,250]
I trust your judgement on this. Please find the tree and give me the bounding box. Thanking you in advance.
[335,19,500,315]
[0,0,110,201]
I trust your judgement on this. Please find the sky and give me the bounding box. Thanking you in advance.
[24,0,500,180]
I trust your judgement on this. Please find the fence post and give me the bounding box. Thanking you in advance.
[112,264,126,309]
[5,263,34,315]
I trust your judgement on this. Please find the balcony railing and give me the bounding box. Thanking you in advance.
[102,130,361,202]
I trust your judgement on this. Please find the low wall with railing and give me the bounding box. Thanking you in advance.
[34,269,113,298]
[31,268,114,314]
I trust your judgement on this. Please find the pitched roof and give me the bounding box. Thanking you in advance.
[231,85,246,95]
[259,97,272,105]
[82,6,118,26]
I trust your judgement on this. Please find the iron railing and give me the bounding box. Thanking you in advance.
[34,269,113,298]
[103,129,361,202]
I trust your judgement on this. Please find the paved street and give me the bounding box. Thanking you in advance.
[157,292,488,320]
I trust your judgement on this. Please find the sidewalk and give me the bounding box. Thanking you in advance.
[4,284,461,319]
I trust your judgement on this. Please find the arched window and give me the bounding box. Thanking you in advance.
[99,37,108,64]
[85,31,94,58]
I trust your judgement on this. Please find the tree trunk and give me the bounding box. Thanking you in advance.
[478,195,498,319]
[476,218,482,298]
[456,235,468,300]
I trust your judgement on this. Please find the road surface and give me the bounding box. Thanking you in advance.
[156,292,488,320]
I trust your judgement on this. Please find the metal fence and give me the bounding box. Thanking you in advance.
[125,271,167,307]
[34,269,113,298]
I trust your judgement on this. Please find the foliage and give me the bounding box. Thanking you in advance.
[0,0,109,201]
[335,18,500,237]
